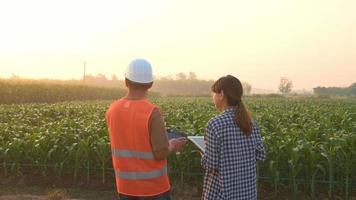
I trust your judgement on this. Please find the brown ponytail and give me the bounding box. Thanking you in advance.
[211,75,253,136]
[235,101,252,136]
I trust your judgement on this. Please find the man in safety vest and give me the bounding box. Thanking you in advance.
[106,58,187,200]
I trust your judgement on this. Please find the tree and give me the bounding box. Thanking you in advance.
[10,73,21,80]
[279,77,293,94]
[96,73,108,82]
[314,82,356,96]
[242,81,252,95]
[188,72,197,80]
[111,74,118,81]
[84,74,96,82]
[350,83,356,96]
[175,72,187,80]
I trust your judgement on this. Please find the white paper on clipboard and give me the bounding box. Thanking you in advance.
[187,136,205,153]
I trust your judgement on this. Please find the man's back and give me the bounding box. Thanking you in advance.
[106,98,170,197]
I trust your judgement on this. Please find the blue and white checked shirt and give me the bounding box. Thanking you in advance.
[201,108,266,200]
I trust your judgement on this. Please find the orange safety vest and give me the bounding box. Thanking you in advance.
[106,99,170,196]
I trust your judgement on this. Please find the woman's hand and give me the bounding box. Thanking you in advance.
[168,137,187,152]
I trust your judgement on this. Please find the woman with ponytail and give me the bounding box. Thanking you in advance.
[201,75,266,200]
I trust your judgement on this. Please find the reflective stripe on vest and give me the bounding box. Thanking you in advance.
[112,149,154,160]
[116,166,168,180]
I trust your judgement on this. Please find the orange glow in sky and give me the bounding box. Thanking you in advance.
[0,0,355,90]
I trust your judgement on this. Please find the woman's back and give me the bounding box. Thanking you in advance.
[201,75,266,200]
[202,108,265,200]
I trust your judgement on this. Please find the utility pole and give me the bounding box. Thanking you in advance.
[83,61,86,81]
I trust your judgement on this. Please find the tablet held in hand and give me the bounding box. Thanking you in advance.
[167,129,186,139]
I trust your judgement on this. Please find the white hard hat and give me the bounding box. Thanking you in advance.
[125,58,154,83]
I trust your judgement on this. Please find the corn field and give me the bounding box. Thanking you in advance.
[0,97,355,199]
[0,80,128,104]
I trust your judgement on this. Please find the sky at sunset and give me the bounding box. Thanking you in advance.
[0,0,355,91]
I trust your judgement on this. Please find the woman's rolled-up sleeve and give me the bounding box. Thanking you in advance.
[254,124,266,161]
[201,123,220,171]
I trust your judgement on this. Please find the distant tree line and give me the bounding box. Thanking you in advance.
[313,83,356,96]
[1,72,253,104]
[83,72,253,96]
[0,78,128,104]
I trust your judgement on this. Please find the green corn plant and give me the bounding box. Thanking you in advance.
[0,97,355,200]
[320,136,342,199]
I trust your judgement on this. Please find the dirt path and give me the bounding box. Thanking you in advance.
[0,195,43,200]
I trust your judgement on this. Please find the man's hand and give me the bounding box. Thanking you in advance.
[168,137,187,152]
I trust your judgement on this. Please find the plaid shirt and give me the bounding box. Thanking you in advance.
[201,108,266,200]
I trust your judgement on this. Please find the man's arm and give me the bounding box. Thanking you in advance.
[149,108,186,160]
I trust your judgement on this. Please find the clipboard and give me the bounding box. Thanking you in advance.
[187,136,205,153]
